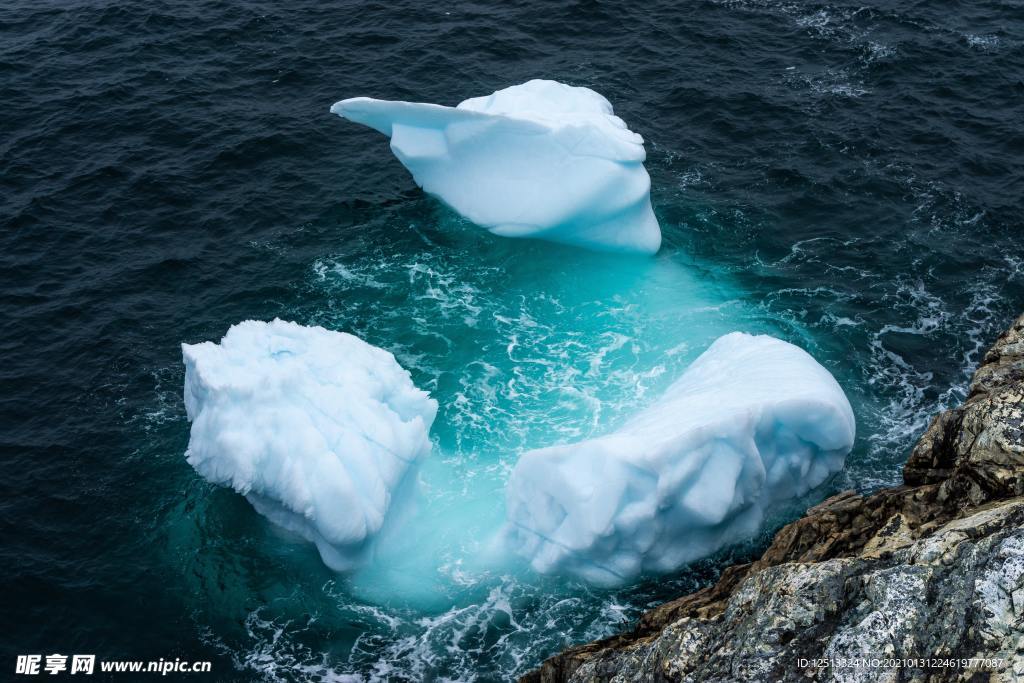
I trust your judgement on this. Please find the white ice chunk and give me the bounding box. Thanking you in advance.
[331,79,662,254]
[505,332,855,585]
[181,319,437,571]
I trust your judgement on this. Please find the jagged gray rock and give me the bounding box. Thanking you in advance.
[525,314,1024,683]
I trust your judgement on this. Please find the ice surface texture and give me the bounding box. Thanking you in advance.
[331,79,662,254]
[505,332,856,585]
[182,319,437,570]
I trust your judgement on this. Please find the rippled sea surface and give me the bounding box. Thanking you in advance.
[3,1,1023,680]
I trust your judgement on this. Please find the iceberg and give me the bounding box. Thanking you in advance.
[504,332,855,585]
[181,319,437,571]
[331,79,662,254]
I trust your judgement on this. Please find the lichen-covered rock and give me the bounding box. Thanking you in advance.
[525,313,1024,683]
[905,313,1024,501]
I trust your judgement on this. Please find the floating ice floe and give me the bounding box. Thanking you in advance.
[182,319,436,570]
[331,79,662,254]
[505,332,855,585]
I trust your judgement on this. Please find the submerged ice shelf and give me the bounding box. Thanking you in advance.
[305,248,761,605]
[505,332,856,585]
[181,316,854,592]
[331,79,662,254]
[181,319,437,571]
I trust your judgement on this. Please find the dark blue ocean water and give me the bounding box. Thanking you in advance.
[2,1,1023,680]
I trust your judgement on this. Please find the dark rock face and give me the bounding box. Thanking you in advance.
[525,314,1024,683]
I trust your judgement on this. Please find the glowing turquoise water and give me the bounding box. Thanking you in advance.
[312,212,761,606]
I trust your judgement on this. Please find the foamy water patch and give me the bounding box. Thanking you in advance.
[204,576,656,682]
[754,224,1019,491]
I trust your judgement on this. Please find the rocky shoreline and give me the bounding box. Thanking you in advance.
[525,314,1024,682]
